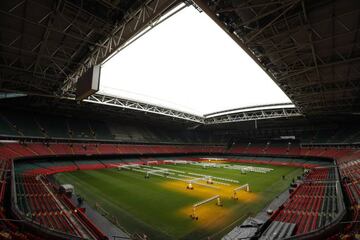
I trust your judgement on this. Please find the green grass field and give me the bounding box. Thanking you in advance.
[54,161,303,240]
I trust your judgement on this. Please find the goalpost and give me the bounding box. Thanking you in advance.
[232,184,250,200]
[191,195,222,220]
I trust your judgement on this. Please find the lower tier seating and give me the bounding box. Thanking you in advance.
[337,156,360,234]
[14,174,107,239]
[0,142,358,239]
[270,181,341,236]
[305,167,336,181]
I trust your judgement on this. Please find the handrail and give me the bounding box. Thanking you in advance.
[281,166,346,240]
[10,168,86,240]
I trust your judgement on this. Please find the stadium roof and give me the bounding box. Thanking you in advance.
[193,0,360,115]
[0,0,181,94]
[99,4,292,115]
[0,0,359,120]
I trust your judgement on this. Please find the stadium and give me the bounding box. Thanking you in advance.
[0,0,359,240]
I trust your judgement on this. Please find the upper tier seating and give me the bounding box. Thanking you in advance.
[36,114,70,139]
[90,120,114,140]
[0,110,220,143]
[3,111,44,137]
[0,143,227,162]
[0,113,19,136]
[67,119,94,139]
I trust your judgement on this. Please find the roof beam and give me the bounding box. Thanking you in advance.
[82,94,302,124]
[205,108,302,124]
[61,0,181,93]
[84,93,204,123]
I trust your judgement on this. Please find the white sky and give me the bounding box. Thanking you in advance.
[100,5,291,116]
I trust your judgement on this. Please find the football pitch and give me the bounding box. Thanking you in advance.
[54,161,303,240]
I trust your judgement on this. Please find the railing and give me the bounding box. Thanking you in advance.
[281,168,346,240]
[10,164,86,240]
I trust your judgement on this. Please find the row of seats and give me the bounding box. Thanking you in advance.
[293,183,327,197]
[0,141,356,163]
[24,161,108,176]
[4,110,360,144]
[0,111,221,143]
[305,168,336,181]
[184,156,321,168]
[336,153,360,234]
[274,211,318,235]
[0,111,124,140]
[302,127,360,144]
[0,160,47,240]
[0,142,225,161]
[15,174,106,239]
[270,179,340,236]
[228,144,356,159]
[0,160,8,206]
